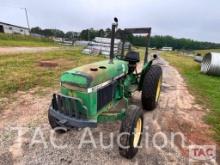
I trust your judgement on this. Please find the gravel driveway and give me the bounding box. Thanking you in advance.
[0,57,219,165]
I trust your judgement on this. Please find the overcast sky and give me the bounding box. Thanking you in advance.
[0,0,220,42]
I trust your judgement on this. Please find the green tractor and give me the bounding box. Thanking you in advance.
[48,18,162,159]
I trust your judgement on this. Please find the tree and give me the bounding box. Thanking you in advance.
[42,29,54,37]
[80,29,89,40]
[105,28,111,37]
[31,27,65,38]
[31,27,42,34]
[129,35,220,50]
[98,29,105,37]
[31,26,220,50]
[50,29,65,38]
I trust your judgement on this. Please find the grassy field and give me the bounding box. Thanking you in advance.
[0,47,104,98]
[0,33,56,47]
[194,49,220,55]
[161,52,220,141]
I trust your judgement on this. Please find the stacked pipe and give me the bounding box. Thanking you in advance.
[194,55,203,63]
[201,52,220,76]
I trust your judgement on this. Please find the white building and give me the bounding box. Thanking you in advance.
[161,47,173,51]
[0,22,30,35]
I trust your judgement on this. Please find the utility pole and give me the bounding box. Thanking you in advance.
[21,8,31,34]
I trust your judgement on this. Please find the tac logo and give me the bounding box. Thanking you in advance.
[189,145,216,162]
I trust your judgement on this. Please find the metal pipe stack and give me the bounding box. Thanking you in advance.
[201,52,220,76]
[194,55,203,63]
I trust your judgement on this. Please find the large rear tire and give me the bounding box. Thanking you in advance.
[141,65,162,111]
[119,105,143,159]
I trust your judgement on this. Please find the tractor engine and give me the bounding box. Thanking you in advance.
[49,60,128,127]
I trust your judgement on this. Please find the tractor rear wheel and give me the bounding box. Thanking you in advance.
[119,105,143,159]
[48,109,68,134]
[141,65,162,111]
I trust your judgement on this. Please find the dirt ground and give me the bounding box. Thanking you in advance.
[0,47,58,55]
[0,57,219,165]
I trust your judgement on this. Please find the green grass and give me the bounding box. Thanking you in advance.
[161,52,220,141]
[0,33,56,47]
[0,47,105,98]
[194,49,220,55]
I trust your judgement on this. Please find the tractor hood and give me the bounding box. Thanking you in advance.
[60,59,128,89]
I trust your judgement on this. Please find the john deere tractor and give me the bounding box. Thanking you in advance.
[48,18,162,159]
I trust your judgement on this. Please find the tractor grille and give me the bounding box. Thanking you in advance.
[97,81,116,111]
[52,93,87,119]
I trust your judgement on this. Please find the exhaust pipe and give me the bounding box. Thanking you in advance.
[109,17,118,64]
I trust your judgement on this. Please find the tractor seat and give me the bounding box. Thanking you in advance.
[124,51,140,63]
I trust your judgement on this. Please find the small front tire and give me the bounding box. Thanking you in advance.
[119,105,144,159]
[48,109,68,134]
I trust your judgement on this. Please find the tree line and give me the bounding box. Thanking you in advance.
[31,27,220,50]
[132,35,220,50]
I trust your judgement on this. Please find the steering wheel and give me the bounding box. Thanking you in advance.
[115,54,124,60]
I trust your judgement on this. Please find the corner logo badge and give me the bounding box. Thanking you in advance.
[189,145,216,162]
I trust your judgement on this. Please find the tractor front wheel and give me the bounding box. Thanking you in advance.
[48,108,68,134]
[141,65,162,111]
[119,105,143,159]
